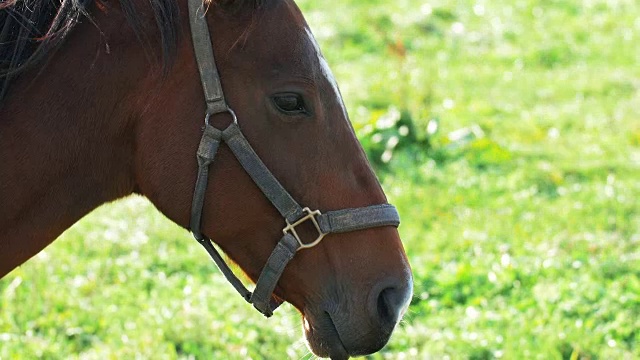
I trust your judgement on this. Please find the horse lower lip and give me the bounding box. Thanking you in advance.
[325,312,350,360]
[304,311,349,360]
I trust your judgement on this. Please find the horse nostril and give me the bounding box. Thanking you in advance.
[375,286,407,326]
[377,287,395,324]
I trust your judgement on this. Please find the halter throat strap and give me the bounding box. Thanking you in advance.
[187,0,401,318]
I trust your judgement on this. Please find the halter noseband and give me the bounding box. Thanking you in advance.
[187,0,401,317]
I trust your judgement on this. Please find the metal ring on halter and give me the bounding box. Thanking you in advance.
[204,108,239,126]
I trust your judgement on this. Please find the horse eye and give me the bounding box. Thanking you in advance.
[272,93,307,115]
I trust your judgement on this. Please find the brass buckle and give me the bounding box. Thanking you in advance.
[283,208,327,250]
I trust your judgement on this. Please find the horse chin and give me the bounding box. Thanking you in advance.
[302,311,349,360]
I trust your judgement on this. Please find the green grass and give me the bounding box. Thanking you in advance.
[2,0,640,358]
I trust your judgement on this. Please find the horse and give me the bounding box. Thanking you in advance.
[0,0,413,358]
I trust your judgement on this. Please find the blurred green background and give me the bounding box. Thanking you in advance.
[2,0,640,358]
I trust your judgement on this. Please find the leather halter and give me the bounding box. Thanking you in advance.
[187,0,401,317]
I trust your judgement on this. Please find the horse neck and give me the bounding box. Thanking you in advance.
[0,12,148,277]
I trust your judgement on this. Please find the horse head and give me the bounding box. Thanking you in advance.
[0,0,412,358]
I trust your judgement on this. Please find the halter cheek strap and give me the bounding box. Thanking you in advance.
[187,0,401,318]
[188,0,227,115]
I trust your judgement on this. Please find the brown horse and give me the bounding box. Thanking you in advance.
[0,0,413,358]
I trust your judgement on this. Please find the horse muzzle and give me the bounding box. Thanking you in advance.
[303,274,413,359]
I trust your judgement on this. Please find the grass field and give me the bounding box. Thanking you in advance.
[2,0,640,358]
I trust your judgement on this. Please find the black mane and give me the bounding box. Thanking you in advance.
[0,0,266,102]
[0,0,181,101]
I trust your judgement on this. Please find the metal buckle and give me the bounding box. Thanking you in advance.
[283,207,327,250]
